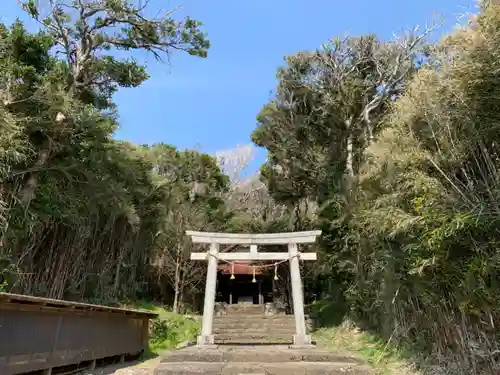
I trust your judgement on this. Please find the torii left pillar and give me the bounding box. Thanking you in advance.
[197,243,219,347]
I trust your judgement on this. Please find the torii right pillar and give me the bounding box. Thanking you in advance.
[288,242,313,347]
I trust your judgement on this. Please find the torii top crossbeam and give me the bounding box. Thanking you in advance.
[186,230,322,245]
[187,230,321,261]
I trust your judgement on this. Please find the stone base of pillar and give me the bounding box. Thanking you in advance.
[289,334,315,349]
[197,335,217,348]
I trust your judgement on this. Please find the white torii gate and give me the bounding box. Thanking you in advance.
[187,230,321,348]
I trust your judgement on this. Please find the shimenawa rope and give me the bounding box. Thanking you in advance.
[206,252,301,282]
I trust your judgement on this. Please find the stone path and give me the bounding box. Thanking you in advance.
[78,345,373,375]
[77,305,368,375]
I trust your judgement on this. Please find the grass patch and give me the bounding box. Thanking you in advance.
[123,301,201,355]
[314,321,421,375]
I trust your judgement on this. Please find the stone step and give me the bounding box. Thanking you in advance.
[215,338,293,345]
[213,321,296,328]
[212,325,295,335]
[226,304,265,311]
[213,315,296,322]
[213,327,296,334]
[215,332,293,340]
[213,320,312,329]
[221,312,288,317]
[215,304,277,317]
[161,346,365,364]
[214,314,312,321]
[213,335,295,342]
[213,322,296,329]
[155,361,372,375]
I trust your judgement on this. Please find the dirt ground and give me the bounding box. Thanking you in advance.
[77,356,162,375]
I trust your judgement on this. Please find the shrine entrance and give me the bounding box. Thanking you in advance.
[217,273,257,305]
[187,230,321,348]
[216,246,274,305]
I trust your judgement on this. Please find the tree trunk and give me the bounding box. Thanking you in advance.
[172,247,182,314]
[344,133,355,190]
[113,257,121,296]
[19,143,51,206]
[178,274,185,314]
[113,239,125,297]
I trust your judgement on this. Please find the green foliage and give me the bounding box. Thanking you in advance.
[121,301,200,354]
[6,2,500,374]
[0,6,221,310]
[149,315,200,353]
[315,322,416,375]
[343,9,500,372]
[252,34,423,205]
[252,9,500,375]
[0,280,8,292]
[140,304,200,354]
[20,0,209,108]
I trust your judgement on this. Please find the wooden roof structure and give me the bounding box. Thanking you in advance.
[217,244,264,275]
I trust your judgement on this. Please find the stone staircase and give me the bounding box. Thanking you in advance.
[149,305,373,375]
[151,304,372,374]
[213,304,299,345]
[156,345,372,375]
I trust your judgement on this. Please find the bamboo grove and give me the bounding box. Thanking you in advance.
[0,0,225,307]
[252,3,500,374]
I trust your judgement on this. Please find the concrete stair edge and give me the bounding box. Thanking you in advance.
[213,324,295,328]
[214,339,293,344]
[214,334,293,339]
[155,361,372,375]
[160,348,366,364]
[210,312,313,346]
[213,330,310,334]
[214,316,309,318]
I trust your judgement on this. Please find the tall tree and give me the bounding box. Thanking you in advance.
[0,1,214,304]
[345,5,500,371]
[16,0,209,206]
[149,143,229,312]
[21,0,209,108]
[252,30,433,206]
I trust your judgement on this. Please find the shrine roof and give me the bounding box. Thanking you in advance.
[217,245,278,275]
[218,262,264,275]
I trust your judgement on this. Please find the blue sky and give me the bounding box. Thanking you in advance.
[3,0,476,170]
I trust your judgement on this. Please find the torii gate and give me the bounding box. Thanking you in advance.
[187,230,321,348]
